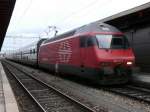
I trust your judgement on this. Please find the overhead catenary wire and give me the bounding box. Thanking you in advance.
[5,0,113,51]
[44,0,113,37]
[55,0,112,25]
[41,0,100,37]
[16,0,33,25]
[55,0,100,24]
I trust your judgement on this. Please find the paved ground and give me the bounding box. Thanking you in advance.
[0,69,5,112]
[132,73,150,83]
[0,62,19,112]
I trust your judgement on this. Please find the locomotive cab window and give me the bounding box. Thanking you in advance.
[96,34,130,49]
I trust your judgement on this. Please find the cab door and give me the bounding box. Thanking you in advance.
[80,36,98,68]
[80,36,88,68]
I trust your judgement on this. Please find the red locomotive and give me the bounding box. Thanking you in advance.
[6,22,135,85]
[38,23,135,84]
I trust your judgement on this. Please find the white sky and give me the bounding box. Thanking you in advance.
[2,0,150,52]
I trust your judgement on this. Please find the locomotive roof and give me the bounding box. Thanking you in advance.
[76,22,120,33]
[43,22,121,44]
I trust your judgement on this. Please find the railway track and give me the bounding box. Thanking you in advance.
[104,85,150,104]
[3,60,150,111]
[3,62,97,112]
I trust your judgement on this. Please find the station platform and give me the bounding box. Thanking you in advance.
[0,62,19,112]
[131,72,150,87]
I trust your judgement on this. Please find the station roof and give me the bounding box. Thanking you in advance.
[0,0,16,51]
[99,2,150,30]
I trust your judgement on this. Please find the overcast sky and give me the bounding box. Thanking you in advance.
[2,0,150,52]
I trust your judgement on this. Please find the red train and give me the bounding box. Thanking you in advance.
[6,22,135,85]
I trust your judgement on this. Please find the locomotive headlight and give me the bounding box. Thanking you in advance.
[127,61,132,65]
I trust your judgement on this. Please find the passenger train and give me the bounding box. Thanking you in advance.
[6,22,135,85]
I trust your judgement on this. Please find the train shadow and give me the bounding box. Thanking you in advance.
[6,60,128,89]
[51,73,128,89]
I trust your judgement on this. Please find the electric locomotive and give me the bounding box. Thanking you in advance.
[38,22,135,85]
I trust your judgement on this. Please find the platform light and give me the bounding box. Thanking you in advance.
[127,61,132,65]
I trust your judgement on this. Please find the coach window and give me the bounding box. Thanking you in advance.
[33,49,36,54]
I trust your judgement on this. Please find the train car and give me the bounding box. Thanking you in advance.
[7,39,46,66]
[38,22,135,85]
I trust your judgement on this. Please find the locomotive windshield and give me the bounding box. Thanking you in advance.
[96,35,130,49]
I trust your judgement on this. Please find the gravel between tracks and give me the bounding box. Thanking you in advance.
[5,61,150,112]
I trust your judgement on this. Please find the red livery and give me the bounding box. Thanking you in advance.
[6,23,135,85]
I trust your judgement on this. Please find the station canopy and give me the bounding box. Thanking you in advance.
[0,0,16,51]
[99,2,150,30]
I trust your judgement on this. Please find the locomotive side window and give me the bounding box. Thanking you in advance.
[111,38,123,48]
[80,36,87,47]
[87,38,97,47]
[80,36,97,47]
[111,35,130,49]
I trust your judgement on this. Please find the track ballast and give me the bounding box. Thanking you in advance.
[104,85,150,104]
[3,61,96,112]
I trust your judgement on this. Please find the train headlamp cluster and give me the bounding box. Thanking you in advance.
[127,61,133,65]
